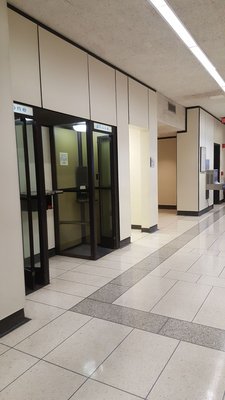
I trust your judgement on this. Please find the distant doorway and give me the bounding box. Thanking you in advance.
[214,143,220,204]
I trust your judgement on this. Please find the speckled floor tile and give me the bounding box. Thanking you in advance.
[110,267,149,287]
[89,283,129,303]
[71,298,168,333]
[159,318,225,352]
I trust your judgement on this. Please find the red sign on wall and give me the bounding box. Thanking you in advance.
[221,117,225,124]
[222,144,225,149]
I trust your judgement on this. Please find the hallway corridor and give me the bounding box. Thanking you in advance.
[1,206,225,399]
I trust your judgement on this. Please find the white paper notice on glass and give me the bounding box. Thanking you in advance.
[60,152,68,166]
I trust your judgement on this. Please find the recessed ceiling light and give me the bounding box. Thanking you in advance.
[73,122,87,132]
[147,0,225,92]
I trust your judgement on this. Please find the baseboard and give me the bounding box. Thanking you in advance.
[131,225,142,230]
[141,224,158,233]
[0,309,29,338]
[158,205,177,209]
[177,205,213,216]
[120,237,131,248]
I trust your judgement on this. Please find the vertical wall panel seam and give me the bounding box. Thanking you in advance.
[37,26,43,108]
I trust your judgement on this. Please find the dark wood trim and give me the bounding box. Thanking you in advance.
[131,224,142,229]
[120,237,131,248]
[142,224,158,233]
[218,198,225,204]
[0,309,29,338]
[177,107,188,133]
[177,106,222,135]
[177,205,213,216]
[158,205,177,209]
[158,136,177,140]
[7,3,156,94]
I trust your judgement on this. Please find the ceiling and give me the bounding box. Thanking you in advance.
[8,0,225,119]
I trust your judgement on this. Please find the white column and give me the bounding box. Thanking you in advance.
[0,0,25,325]
[147,90,158,230]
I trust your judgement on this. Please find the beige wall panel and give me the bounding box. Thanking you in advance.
[177,109,199,212]
[89,56,116,125]
[157,93,185,131]
[116,72,131,240]
[0,1,25,320]
[129,78,149,129]
[8,9,41,106]
[39,28,90,118]
[158,138,177,206]
[148,90,158,228]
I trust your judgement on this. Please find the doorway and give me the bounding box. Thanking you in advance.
[214,143,220,204]
[15,105,120,291]
[52,120,119,259]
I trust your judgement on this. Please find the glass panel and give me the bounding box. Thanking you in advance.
[54,123,91,257]
[15,120,27,194]
[93,131,113,247]
[26,122,37,194]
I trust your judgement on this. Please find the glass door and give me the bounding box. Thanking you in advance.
[53,121,92,258]
[15,117,49,291]
[92,124,120,255]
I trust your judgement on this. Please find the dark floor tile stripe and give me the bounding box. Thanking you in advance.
[70,299,225,353]
[159,318,225,352]
[89,284,129,303]
[71,298,168,334]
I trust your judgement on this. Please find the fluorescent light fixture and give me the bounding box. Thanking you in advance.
[147,0,225,92]
[73,122,86,132]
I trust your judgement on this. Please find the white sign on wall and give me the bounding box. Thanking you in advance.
[94,122,112,133]
[60,152,68,166]
[13,103,33,116]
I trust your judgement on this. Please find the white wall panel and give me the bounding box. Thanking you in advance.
[177,109,199,212]
[0,1,25,321]
[8,9,41,106]
[116,72,131,240]
[39,28,90,118]
[89,56,116,125]
[157,93,185,131]
[129,78,149,129]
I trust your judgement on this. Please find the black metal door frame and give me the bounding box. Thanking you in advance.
[91,122,120,252]
[15,103,120,262]
[214,143,220,204]
[14,112,49,291]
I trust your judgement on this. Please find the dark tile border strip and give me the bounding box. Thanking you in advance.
[85,205,225,304]
[70,206,225,352]
[71,298,225,353]
[71,298,168,334]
